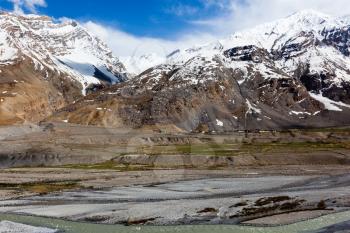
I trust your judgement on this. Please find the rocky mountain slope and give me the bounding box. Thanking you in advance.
[0,12,127,124]
[39,10,350,131]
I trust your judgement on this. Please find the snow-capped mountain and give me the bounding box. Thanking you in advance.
[0,12,127,91]
[0,12,127,124]
[49,10,350,132]
[157,9,350,111]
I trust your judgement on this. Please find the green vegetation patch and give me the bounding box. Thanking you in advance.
[137,143,240,156]
[60,161,155,171]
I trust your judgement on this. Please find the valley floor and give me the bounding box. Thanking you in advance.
[0,166,350,226]
[1,123,350,228]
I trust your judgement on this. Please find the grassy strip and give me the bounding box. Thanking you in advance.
[60,162,156,171]
[0,181,80,195]
[136,141,350,156]
[57,160,197,171]
[49,141,350,171]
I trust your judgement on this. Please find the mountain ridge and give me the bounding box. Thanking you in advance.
[128,10,350,76]
[47,9,350,132]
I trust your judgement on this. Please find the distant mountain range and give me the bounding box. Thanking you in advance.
[2,10,350,132]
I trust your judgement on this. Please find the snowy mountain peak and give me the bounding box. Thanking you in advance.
[163,10,350,66]
[273,9,341,32]
[287,9,331,22]
[222,10,344,51]
[0,11,127,94]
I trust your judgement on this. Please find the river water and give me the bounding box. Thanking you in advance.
[1,211,350,233]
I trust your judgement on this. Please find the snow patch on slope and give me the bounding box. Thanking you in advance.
[310,92,350,111]
[246,99,262,114]
[0,31,17,64]
[216,119,224,127]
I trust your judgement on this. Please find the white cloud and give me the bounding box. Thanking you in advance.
[83,21,216,58]
[83,21,218,73]
[7,0,46,14]
[192,0,350,34]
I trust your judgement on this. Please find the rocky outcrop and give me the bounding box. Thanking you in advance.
[223,45,270,63]
[322,26,350,56]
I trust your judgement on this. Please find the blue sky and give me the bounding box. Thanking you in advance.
[1,0,350,57]
[1,0,231,39]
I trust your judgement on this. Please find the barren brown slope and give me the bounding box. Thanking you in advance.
[0,56,82,125]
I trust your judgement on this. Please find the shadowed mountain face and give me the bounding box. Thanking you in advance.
[0,12,127,125]
[47,10,350,132]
